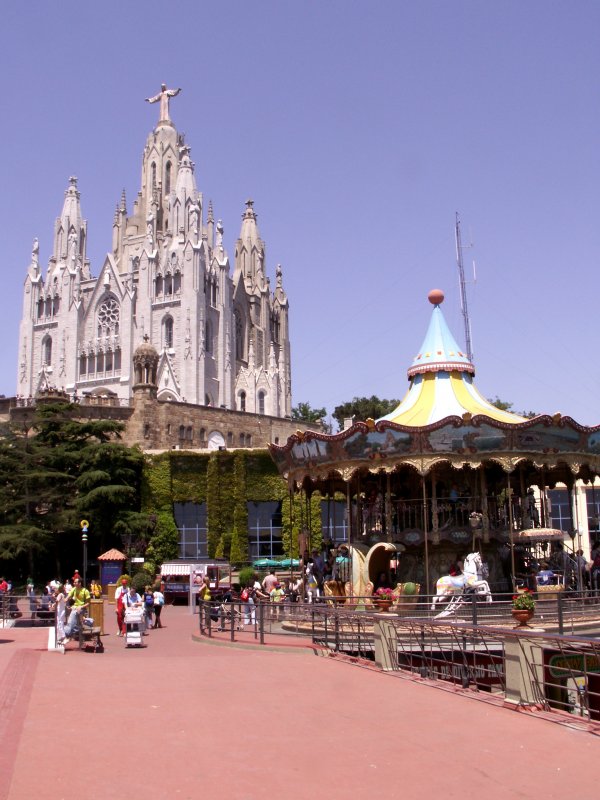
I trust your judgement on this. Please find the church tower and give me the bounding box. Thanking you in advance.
[16,86,292,419]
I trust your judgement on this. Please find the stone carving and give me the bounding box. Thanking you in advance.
[145,84,182,123]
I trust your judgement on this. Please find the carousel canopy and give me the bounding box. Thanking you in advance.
[269,289,600,484]
[378,290,527,426]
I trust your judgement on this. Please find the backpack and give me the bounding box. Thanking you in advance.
[240,588,249,601]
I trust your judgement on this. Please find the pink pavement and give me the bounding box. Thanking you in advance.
[1,604,599,800]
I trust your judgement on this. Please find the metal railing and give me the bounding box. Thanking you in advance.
[197,595,600,725]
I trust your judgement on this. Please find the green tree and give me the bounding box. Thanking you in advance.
[489,397,537,418]
[292,402,327,423]
[332,396,399,432]
[0,402,146,578]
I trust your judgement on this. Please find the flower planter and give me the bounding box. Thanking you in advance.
[375,599,393,612]
[511,608,534,628]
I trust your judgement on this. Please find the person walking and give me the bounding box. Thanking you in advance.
[153,587,164,628]
[114,578,129,636]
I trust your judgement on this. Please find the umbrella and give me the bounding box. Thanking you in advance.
[277,558,300,568]
[252,558,279,569]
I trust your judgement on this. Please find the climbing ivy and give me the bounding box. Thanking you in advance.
[229,451,249,564]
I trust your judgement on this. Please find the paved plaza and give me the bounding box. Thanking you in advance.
[1,605,599,799]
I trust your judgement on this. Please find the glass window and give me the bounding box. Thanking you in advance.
[174,502,208,559]
[548,489,572,532]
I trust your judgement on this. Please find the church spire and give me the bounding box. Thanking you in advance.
[52,176,87,267]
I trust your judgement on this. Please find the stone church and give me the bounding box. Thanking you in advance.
[17,85,292,422]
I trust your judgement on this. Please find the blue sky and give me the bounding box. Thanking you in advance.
[2,1,599,426]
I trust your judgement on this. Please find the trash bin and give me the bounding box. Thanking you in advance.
[107,583,117,604]
[89,599,105,634]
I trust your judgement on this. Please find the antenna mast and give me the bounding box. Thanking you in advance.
[455,212,474,362]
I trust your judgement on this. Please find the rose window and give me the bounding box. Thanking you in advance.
[97,297,120,336]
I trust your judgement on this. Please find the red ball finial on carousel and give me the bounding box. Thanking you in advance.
[428,289,445,306]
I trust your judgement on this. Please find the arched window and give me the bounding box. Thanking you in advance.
[43,337,52,366]
[186,426,193,442]
[96,351,105,373]
[205,321,212,354]
[164,317,174,349]
[164,274,173,295]
[200,428,206,446]
[151,162,157,189]
[235,310,244,360]
[165,161,172,194]
[258,391,265,415]
[239,432,245,446]
[179,425,185,440]
[173,272,181,294]
[144,423,151,438]
[37,298,44,320]
[155,275,163,297]
[45,298,52,317]
[114,349,122,371]
[227,432,233,447]
[239,391,246,412]
[246,434,252,447]
[79,353,87,376]
[52,296,60,316]
[97,296,120,337]
[105,350,113,372]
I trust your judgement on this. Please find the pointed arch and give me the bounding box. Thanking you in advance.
[165,161,172,194]
[42,335,52,366]
[163,315,174,349]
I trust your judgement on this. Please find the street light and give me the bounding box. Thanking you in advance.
[80,520,89,588]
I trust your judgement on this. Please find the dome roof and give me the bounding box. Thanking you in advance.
[133,336,159,362]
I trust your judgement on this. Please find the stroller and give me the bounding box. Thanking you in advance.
[210,593,243,631]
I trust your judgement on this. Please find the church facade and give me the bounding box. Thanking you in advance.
[17,86,292,420]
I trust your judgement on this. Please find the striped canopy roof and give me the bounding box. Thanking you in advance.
[378,291,526,426]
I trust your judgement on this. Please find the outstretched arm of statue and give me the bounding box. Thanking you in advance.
[167,88,182,98]
[146,94,161,103]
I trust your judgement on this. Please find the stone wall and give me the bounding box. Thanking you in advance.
[7,392,320,451]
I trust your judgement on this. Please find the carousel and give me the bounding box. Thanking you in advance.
[269,290,600,598]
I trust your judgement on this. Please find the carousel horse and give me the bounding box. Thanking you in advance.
[431,551,492,615]
[305,563,320,603]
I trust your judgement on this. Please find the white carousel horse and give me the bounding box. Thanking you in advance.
[305,563,320,603]
[431,551,492,615]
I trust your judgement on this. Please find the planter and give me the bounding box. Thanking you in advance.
[511,608,534,628]
[375,599,393,612]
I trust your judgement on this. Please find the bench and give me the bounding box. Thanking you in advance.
[77,625,103,653]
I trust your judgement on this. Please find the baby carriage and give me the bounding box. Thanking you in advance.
[210,598,243,631]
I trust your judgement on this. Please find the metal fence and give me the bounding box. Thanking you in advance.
[197,595,600,725]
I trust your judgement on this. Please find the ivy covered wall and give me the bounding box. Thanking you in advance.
[142,449,326,567]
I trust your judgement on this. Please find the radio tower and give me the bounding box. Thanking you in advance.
[454,212,474,363]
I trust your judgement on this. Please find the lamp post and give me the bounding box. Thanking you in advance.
[80,520,89,588]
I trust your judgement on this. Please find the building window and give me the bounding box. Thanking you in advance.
[105,350,113,372]
[164,316,174,349]
[548,489,572,532]
[239,391,246,412]
[165,274,173,295]
[155,275,163,297]
[79,353,87,376]
[173,272,181,294]
[43,336,52,366]
[97,296,120,337]
[151,162,157,189]
[235,310,244,360]
[205,321,212,354]
[246,434,252,447]
[200,428,206,446]
[186,426,193,442]
[37,299,44,320]
[165,161,172,194]
[144,423,151,438]
[239,433,246,447]
[179,425,185,440]
[258,391,265,415]
[227,432,233,446]
[96,351,105,373]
